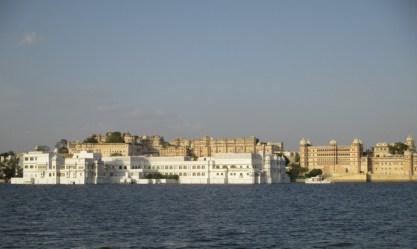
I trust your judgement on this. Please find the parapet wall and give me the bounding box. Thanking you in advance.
[330,174,417,182]
[368,174,417,182]
[330,174,367,183]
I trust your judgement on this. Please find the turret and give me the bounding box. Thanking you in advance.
[350,138,363,174]
[404,150,414,177]
[299,138,310,168]
[405,135,415,152]
[329,139,337,169]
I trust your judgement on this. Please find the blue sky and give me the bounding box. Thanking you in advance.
[0,0,416,152]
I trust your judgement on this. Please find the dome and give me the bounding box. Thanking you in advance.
[329,139,337,145]
[406,135,414,141]
[300,138,307,146]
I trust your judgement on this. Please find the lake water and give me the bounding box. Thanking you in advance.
[1,184,417,249]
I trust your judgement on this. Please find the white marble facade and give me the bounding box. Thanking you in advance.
[12,151,289,184]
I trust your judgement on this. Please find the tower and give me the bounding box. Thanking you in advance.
[404,150,413,177]
[329,139,337,173]
[350,138,363,174]
[299,138,309,168]
[405,135,415,152]
[405,135,415,177]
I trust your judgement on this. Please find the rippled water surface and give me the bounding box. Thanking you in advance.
[1,184,417,249]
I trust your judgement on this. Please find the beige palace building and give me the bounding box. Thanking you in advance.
[299,135,417,182]
[68,143,143,157]
[69,133,283,158]
[299,138,363,175]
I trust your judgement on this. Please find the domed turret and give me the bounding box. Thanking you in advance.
[406,135,414,144]
[405,135,415,152]
[329,139,337,145]
[352,138,362,144]
[300,138,307,146]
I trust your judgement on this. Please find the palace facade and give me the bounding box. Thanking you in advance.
[11,151,289,185]
[68,132,283,158]
[299,135,417,182]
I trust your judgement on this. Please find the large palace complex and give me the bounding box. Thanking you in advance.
[68,133,283,157]
[299,135,417,182]
[11,133,288,185]
[8,131,417,184]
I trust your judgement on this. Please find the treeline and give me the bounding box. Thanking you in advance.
[83,131,124,143]
[0,151,22,181]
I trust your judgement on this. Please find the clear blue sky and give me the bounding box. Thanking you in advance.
[0,0,416,152]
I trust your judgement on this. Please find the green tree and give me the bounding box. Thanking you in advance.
[305,169,323,178]
[54,138,69,154]
[286,163,308,182]
[388,142,408,155]
[34,145,49,152]
[105,132,124,143]
[0,152,21,180]
[83,136,98,143]
[58,147,69,154]
[294,153,300,163]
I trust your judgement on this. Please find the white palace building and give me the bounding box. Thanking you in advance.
[11,151,289,184]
